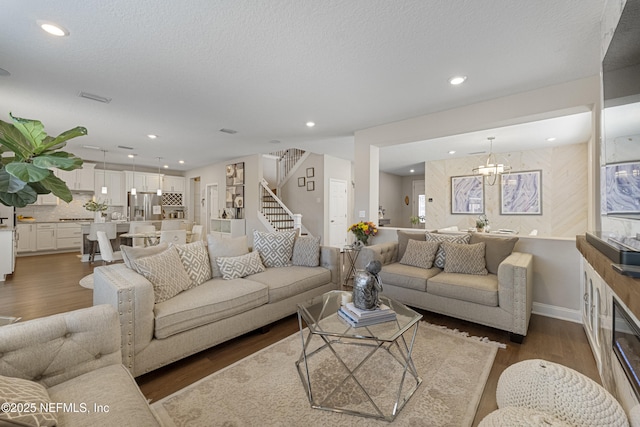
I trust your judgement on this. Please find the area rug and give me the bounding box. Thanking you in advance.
[151,322,504,426]
[79,273,93,289]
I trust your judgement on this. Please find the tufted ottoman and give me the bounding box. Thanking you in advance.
[480,359,628,427]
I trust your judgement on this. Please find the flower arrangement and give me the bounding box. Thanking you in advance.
[83,199,108,212]
[476,214,489,230]
[348,221,378,245]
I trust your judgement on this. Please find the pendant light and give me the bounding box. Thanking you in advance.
[101,150,108,194]
[130,154,137,195]
[472,137,511,186]
[156,157,162,196]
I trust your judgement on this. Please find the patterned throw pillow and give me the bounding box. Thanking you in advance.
[253,230,297,268]
[174,240,212,288]
[216,251,266,280]
[0,375,58,426]
[399,239,440,269]
[292,235,321,267]
[442,242,488,275]
[425,232,471,268]
[121,242,169,270]
[134,247,192,303]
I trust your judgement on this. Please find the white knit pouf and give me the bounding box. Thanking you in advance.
[496,359,628,427]
[479,406,571,427]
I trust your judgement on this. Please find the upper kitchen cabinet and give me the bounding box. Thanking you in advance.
[125,171,163,193]
[94,170,126,206]
[57,163,95,192]
[162,175,185,193]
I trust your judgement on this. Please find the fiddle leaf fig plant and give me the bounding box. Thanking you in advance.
[0,113,86,207]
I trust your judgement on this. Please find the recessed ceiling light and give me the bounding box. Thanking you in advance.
[448,76,467,85]
[127,154,135,158]
[306,121,315,128]
[546,137,556,142]
[37,20,69,37]
[147,134,158,139]
[448,150,456,154]
[0,68,10,77]
[179,160,185,164]
[163,165,169,168]
[410,169,415,173]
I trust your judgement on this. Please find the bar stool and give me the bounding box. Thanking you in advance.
[87,223,117,262]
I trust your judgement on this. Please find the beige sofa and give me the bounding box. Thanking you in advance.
[358,231,533,342]
[93,235,340,377]
[0,305,160,426]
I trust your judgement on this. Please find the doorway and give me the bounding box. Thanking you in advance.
[329,179,348,248]
[412,180,425,226]
[206,183,219,234]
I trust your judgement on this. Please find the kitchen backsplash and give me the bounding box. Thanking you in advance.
[16,194,126,222]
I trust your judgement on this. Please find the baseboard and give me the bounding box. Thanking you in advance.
[532,302,582,324]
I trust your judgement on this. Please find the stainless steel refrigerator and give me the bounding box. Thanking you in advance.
[128,192,163,221]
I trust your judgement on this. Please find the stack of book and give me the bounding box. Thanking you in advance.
[338,302,396,327]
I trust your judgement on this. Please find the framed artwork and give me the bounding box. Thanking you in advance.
[451,175,484,214]
[226,185,244,208]
[603,161,640,214]
[307,180,315,191]
[501,170,542,215]
[226,162,245,185]
[306,167,314,178]
[298,177,305,187]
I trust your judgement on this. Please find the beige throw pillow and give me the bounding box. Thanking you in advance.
[0,375,57,426]
[216,251,266,280]
[134,247,192,303]
[425,232,471,268]
[469,233,519,274]
[397,230,427,260]
[442,242,488,275]
[207,234,249,277]
[173,240,212,288]
[399,240,440,269]
[121,242,169,270]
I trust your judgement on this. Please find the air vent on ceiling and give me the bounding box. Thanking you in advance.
[219,128,238,134]
[117,145,134,150]
[78,91,112,104]
[82,145,101,150]
[468,151,486,155]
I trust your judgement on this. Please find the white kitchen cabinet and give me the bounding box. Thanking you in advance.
[94,170,126,206]
[36,193,59,205]
[16,224,37,252]
[0,230,15,281]
[56,223,82,249]
[162,175,186,193]
[57,163,95,192]
[125,171,163,193]
[36,223,56,251]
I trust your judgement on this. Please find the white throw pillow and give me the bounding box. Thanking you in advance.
[425,232,471,268]
[253,230,297,268]
[0,375,58,426]
[173,240,212,288]
[292,235,321,267]
[207,234,249,277]
[134,247,192,303]
[216,251,266,280]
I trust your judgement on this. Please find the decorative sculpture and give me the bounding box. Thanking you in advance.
[353,260,383,310]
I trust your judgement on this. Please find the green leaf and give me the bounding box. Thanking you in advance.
[39,172,72,203]
[5,162,51,183]
[0,167,27,193]
[33,152,83,171]
[0,119,33,160]
[0,185,37,207]
[10,113,47,149]
[39,126,87,153]
[28,181,51,195]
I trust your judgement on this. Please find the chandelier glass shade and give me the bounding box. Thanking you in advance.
[472,137,511,186]
[101,150,108,194]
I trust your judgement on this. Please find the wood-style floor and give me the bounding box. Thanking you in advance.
[0,252,599,426]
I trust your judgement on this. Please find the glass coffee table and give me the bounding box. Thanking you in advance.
[296,291,422,421]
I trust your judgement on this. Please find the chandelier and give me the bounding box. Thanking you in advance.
[472,137,511,186]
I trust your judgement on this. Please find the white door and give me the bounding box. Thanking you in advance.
[329,179,348,248]
[206,183,219,234]
[412,180,425,226]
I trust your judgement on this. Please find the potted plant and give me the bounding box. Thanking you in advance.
[476,215,489,232]
[0,113,86,207]
[83,199,109,222]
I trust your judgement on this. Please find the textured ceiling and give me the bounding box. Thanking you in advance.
[0,1,604,173]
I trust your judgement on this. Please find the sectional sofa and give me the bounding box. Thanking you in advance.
[357,230,533,342]
[93,231,340,376]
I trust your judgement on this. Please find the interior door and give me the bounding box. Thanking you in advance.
[206,183,219,234]
[329,179,348,248]
[412,180,425,225]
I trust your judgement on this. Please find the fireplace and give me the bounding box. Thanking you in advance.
[613,298,640,401]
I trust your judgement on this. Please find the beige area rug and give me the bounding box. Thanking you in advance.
[79,273,94,289]
[151,322,505,426]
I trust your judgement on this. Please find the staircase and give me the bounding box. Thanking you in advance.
[271,148,306,186]
[258,179,304,233]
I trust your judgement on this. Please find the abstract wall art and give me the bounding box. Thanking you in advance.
[451,175,484,214]
[604,161,640,214]
[500,170,542,215]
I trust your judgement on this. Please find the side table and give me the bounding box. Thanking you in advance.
[342,245,361,288]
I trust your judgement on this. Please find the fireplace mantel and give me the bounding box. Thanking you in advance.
[577,235,640,321]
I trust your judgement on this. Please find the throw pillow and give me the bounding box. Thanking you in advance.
[207,234,249,278]
[425,232,471,268]
[216,251,266,280]
[399,239,440,269]
[397,230,427,260]
[0,375,58,427]
[292,235,321,267]
[121,242,169,270]
[469,233,519,274]
[253,230,297,268]
[134,247,191,303]
[442,242,488,275]
[173,240,212,288]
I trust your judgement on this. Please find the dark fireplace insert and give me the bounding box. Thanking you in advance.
[613,298,640,400]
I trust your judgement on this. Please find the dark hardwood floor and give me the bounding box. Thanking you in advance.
[0,252,599,425]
